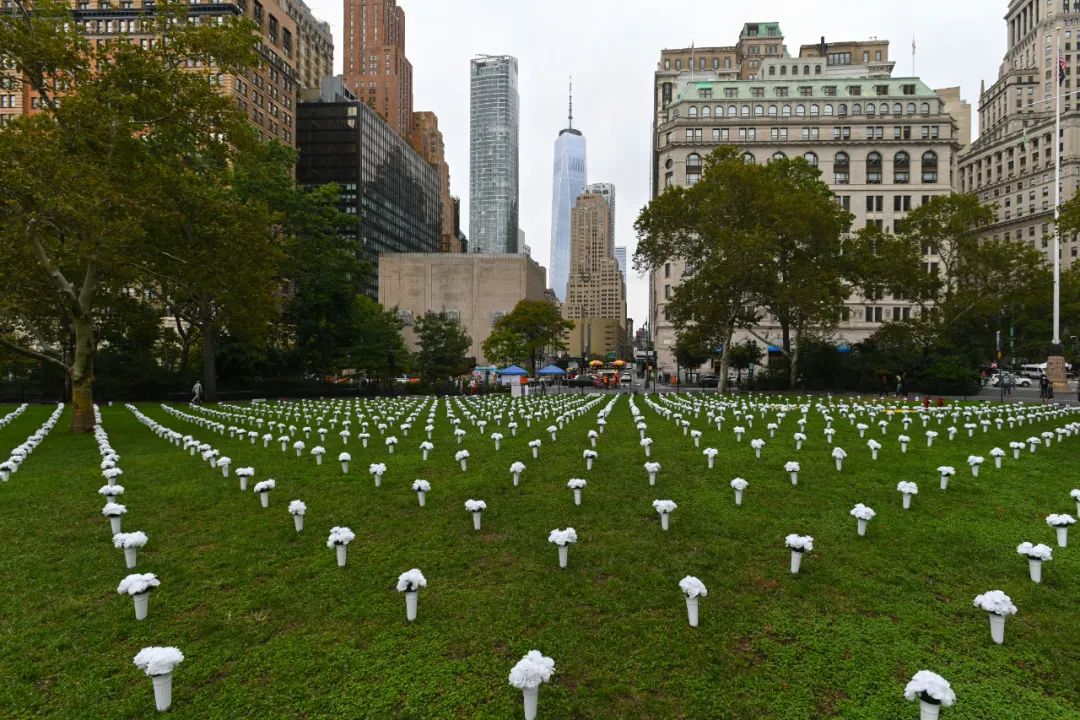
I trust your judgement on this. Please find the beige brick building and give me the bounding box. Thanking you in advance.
[958,0,1080,268]
[378,253,548,365]
[563,191,627,359]
[411,112,462,253]
[342,0,414,138]
[648,23,969,376]
[0,0,332,146]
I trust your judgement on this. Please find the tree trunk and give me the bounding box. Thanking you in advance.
[201,318,218,403]
[69,315,96,432]
[789,323,802,390]
[717,321,735,394]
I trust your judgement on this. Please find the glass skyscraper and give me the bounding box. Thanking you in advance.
[469,55,519,254]
[549,121,587,302]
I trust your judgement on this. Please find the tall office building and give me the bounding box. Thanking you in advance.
[470,55,520,254]
[585,182,616,235]
[648,23,967,375]
[411,111,462,253]
[958,0,1080,269]
[297,78,440,298]
[614,246,628,283]
[563,192,628,358]
[549,85,588,301]
[342,0,414,137]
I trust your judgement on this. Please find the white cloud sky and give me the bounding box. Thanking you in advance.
[302,0,1004,326]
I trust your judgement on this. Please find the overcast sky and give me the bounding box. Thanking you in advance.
[303,0,1005,325]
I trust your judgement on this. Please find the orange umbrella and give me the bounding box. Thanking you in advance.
[589,360,603,367]
[611,359,627,367]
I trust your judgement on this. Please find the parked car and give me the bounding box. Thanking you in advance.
[990,372,1032,388]
[699,374,719,388]
[568,374,595,388]
[394,375,420,384]
[620,372,632,385]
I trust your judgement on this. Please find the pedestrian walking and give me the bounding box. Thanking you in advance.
[191,380,203,404]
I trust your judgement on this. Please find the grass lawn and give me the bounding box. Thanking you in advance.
[0,394,1077,719]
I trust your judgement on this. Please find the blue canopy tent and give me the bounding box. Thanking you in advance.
[497,365,529,376]
[537,365,566,376]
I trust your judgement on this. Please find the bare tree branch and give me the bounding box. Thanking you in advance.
[0,335,68,371]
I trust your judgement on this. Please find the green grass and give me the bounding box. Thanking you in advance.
[0,395,1077,719]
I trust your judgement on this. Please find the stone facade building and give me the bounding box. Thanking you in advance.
[648,23,969,376]
[564,191,627,359]
[342,0,413,138]
[378,253,548,365]
[958,0,1080,268]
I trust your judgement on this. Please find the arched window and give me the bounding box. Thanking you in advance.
[866,103,876,116]
[792,65,799,76]
[740,105,750,117]
[741,152,756,165]
[906,102,916,115]
[769,65,776,76]
[779,65,786,76]
[834,152,850,184]
[824,104,834,116]
[838,103,848,116]
[922,151,938,183]
[920,101,930,115]
[804,151,818,167]
[688,106,699,118]
[852,103,862,115]
[767,105,778,117]
[728,105,737,117]
[815,64,822,74]
[782,104,792,117]
[867,151,883,184]
[712,58,719,70]
[879,103,889,115]
[809,104,820,117]
[795,104,806,117]
[686,153,703,169]
[771,151,787,162]
[804,65,811,75]
[892,102,903,115]
[701,105,711,118]
[754,104,764,117]
[894,151,910,184]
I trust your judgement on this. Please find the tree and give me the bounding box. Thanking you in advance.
[413,312,472,385]
[0,0,260,429]
[727,340,764,382]
[672,330,711,383]
[482,300,573,374]
[343,296,407,380]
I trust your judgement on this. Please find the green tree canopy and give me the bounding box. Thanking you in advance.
[481,300,573,374]
[413,312,472,385]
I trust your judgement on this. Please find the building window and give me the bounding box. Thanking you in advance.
[741,152,756,165]
[866,152,883,184]
[922,151,939,183]
[894,151,910,183]
[804,151,818,167]
[834,152,850,184]
[664,284,672,300]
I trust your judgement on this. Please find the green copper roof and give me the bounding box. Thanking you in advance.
[673,77,940,105]
[740,22,783,39]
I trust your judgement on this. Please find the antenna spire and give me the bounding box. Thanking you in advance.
[568,74,574,129]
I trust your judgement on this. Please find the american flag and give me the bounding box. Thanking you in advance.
[1060,51,1067,86]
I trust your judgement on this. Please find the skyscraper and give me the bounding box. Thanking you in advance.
[470,55,520,254]
[614,246,627,284]
[342,0,414,138]
[549,81,587,301]
[585,182,616,237]
[563,192,627,358]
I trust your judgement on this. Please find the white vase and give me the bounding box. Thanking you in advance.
[989,612,1005,645]
[693,437,700,448]
[1056,526,1068,547]
[388,446,395,455]
[405,590,418,622]
[315,455,323,466]
[1028,558,1042,583]
[494,439,501,451]
[1013,449,1021,460]
[857,518,867,536]
[834,459,842,472]
[417,491,426,507]
[259,492,269,508]
[790,550,803,574]
[940,476,949,490]
[240,477,248,492]
[522,686,538,720]
[902,493,912,510]
[648,472,656,486]
[871,449,878,461]
[790,472,798,486]
[900,443,908,454]
[550,432,557,441]
[280,442,287,452]
[220,465,229,478]
[295,448,302,457]
[660,513,670,531]
[133,591,149,620]
[558,544,568,568]
[927,438,934,448]
[531,447,538,459]
[472,512,482,531]
[573,488,581,506]
[341,462,349,474]
[586,458,593,471]
[754,449,762,459]
[374,474,382,488]
[293,514,304,532]
[735,489,743,506]
[151,672,173,712]
[109,516,121,534]
[919,699,942,720]
[993,457,1001,469]
[707,456,714,469]
[336,544,347,567]
[124,547,137,569]
[590,437,596,448]
[459,460,468,472]
[644,446,651,457]
[685,595,699,627]
[971,465,980,478]
[796,440,803,450]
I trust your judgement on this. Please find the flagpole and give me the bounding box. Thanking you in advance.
[1053,29,1062,350]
